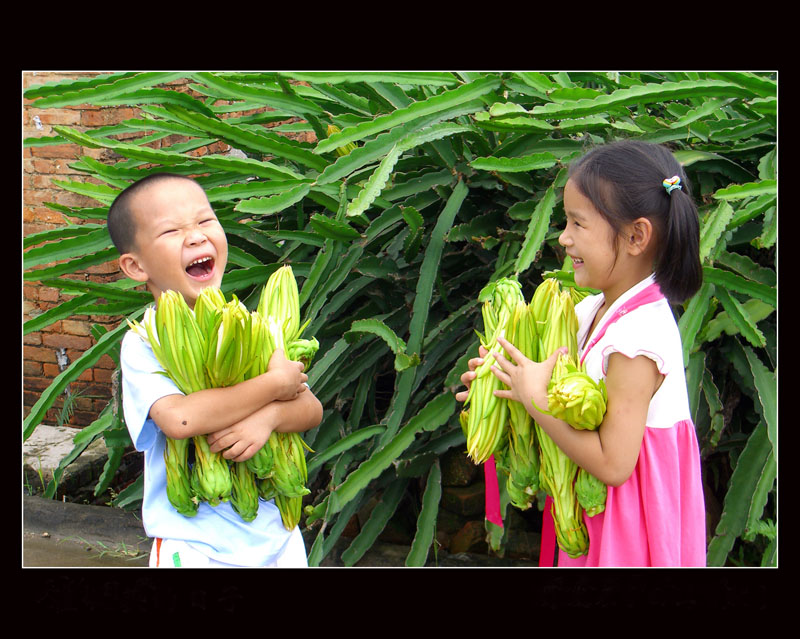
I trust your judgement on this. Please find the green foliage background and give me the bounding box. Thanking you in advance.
[23,71,777,567]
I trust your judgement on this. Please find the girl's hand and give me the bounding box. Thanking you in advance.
[490,336,566,408]
[454,345,489,402]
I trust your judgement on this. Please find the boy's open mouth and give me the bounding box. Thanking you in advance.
[186,256,215,280]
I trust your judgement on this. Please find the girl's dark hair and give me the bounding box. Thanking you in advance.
[107,173,200,255]
[567,140,702,304]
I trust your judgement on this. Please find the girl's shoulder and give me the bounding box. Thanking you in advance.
[601,299,683,371]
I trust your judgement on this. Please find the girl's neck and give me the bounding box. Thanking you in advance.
[584,271,655,352]
[600,261,655,310]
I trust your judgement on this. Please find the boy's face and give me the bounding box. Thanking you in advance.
[120,178,228,309]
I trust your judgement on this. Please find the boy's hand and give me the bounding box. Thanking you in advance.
[206,405,276,462]
[266,348,307,401]
[454,345,489,402]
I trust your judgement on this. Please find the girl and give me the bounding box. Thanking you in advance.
[461,140,707,566]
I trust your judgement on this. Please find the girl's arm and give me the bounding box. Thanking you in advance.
[491,336,661,487]
[205,388,323,462]
[148,349,307,441]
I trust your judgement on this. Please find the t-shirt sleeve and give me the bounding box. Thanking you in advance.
[598,304,673,377]
[120,330,184,452]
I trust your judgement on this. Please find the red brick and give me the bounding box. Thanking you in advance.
[86,261,119,276]
[73,395,95,412]
[60,319,92,337]
[23,207,64,226]
[37,287,61,303]
[24,189,68,207]
[24,345,57,364]
[22,392,41,410]
[93,367,115,384]
[83,147,121,163]
[53,191,104,209]
[31,174,60,190]
[40,320,63,333]
[22,283,40,298]
[23,360,43,376]
[42,362,61,378]
[24,375,56,393]
[37,159,80,175]
[22,299,37,317]
[81,383,112,399]
[30,109,82,127]
[42,332,92,351]
[80,109,113,127]
[23,331,41,346]
[95,354,117,370]
[22,222,53,239]
[29,144,81,159]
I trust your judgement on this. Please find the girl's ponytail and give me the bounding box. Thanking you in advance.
[657,178,702,304]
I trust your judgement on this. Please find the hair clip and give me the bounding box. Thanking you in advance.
[662,175,682,195]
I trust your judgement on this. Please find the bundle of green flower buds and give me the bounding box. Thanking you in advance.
[502,300,541,511]
[534,283,608,522]
[459,270,609,557]
[530,277,611,556]
[461,276,526,464]
[128,265,318,530]
[543,358,609,520]
[529,282,590,558]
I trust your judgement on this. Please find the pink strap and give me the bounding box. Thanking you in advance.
[539,281,665,565]
[539,495,556,566]
[484,455,503,528]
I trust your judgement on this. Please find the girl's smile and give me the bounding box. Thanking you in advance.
[559,179,619,292]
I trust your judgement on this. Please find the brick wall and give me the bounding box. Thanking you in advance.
[23,72,238,427]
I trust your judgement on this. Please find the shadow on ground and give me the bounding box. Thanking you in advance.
[22,495,536,568]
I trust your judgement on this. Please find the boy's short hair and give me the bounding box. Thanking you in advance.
[107,173,200,255]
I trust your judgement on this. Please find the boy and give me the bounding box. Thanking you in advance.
[110,173,323,567]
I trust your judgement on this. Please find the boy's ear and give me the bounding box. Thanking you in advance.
[118,252,149,283]
[625,217,653,256]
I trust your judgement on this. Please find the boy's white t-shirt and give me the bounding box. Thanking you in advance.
[120,329,300,567]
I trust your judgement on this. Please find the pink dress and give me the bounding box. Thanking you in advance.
[551,274,706,567]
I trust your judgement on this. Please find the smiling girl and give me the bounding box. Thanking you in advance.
[461,141,707,566]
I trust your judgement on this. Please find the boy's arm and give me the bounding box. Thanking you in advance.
[206,388,323,462]
[149,349,307,440]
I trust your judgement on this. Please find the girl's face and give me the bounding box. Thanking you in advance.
[558,178,623,295]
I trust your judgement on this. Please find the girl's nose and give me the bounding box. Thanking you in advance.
[558,228,570,247]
